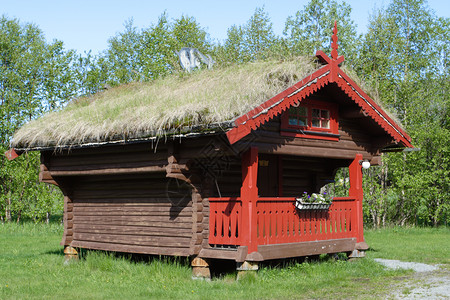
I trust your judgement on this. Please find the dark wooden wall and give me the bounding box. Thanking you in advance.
[68,173,195,256]
[41,141,203,257]
[245,114,380,161]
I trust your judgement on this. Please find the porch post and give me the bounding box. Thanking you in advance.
[348,154,368,249]
[240,147,259,253]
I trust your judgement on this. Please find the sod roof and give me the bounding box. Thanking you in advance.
[12,54,405,150]
[12,57,327,149]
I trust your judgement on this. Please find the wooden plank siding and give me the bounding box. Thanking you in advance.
[41,141,203,256]
[68,173,196,256]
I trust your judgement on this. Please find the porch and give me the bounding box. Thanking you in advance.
[203,147,367,261]
[209,196,357,246]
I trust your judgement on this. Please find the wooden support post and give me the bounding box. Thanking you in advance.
[191,257,211,280]
[63,246,78,263]
[348,154,368,250]
[240,147,259,254]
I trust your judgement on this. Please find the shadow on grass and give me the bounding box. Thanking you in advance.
[70,249,191,268]
[45,248,65,256]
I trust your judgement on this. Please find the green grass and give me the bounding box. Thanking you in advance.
[0,223,448,299]
[365,226,450,265]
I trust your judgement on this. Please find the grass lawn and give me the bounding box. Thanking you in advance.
[0,223,448,299]
[364,226,450,265]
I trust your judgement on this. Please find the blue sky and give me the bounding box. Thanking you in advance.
[1,0,449,55]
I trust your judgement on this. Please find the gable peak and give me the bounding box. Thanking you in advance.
[315,21,344,65]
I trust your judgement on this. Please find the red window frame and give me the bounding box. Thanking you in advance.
[281,99,339,141]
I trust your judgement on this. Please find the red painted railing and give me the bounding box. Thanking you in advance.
[209,196,356,246]
[256,197,355,245]
[208,197,243,245]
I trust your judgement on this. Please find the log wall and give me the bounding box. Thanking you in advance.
[69,173,196,256]
[41,141,202,257]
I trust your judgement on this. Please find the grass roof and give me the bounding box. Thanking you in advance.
[12,56,400,150]
[12,57,322,149]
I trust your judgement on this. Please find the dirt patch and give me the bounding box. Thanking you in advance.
[374,259,449,299]
[391,269,450,299]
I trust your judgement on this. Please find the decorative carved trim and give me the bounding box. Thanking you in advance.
[225,22,413,148]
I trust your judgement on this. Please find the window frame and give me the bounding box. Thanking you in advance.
[281,99,339,141]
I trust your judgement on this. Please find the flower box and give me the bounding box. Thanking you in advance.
[294,199,331,210]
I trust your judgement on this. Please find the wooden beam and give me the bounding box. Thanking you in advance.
[4,148,20,161]
[255,142,374,160]
[70,240,192,257]
[44,165,170,177]
[245,238,356,261]
[198,247,248,261]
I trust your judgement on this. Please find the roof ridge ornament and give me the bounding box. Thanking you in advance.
[315,21,344,66]
[331,21,338,60]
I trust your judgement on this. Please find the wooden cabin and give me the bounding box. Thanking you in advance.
[9,25,413,276]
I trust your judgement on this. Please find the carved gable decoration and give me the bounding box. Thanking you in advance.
[226,22,413,149]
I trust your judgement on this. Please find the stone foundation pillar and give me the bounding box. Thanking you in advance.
[236,261,258,280]
[191,257,211,280]
[64,246,78,263]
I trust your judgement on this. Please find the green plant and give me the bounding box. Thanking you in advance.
[298,191,332,204]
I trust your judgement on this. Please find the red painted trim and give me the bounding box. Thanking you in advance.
[5,148,20,161]
[208,196,358,246]
[348,154,365,244]
[226,47,413,149]
[208,197,243,245]
[331,21,339,60]
[227,65,331,144]
[280,99,339,141]
[233,66,331,127]
[336,71,413,148]
[226,65,413,149]
[240,147,259,253]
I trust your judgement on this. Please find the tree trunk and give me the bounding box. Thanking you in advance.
[6,197,11,222]
[370,209,377,228]
[16,210,21,223]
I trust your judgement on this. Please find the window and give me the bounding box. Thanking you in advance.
[288,106,308,126]
[311,108,330,129]
[281,99,339,141]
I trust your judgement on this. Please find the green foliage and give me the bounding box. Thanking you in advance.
[363,166,396,228]
[355,0,449,226]
[105,14,213,84]
[284,0,358,59]
[0,16,73,222]
[0,16,77,145]
[0,147,63,222]
[74,51,110,96]
[215,7,283,64]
